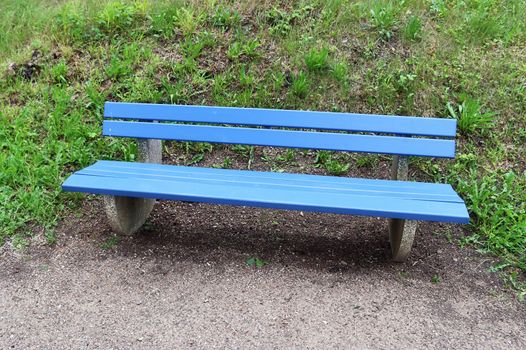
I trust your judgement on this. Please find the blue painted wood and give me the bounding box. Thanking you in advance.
[93,160,456,194]
[82,161,464,203]
[104,102,457,137]
[103,121,456,158]
[62,164,470,223]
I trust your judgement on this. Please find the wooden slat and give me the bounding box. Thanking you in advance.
[84,161,463,203]
[103,121,456,158]
[104,102,457,137]
[93,160,453,193]
[62,170,470,223]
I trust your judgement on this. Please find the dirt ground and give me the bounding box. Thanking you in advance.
[1,197,525,349]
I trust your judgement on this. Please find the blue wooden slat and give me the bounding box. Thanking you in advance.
[77,169,458,203]
[103,121,456,158]
[81,161,463,203]
[62,173,470,223]
[79,167,463,203]
[94,160,458,194]
[104,102,457,137]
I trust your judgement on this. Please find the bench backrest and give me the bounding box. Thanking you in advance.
[103,102,457,158]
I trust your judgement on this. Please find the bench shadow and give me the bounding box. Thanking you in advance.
[54,199,495,291]
[110,201,409,273]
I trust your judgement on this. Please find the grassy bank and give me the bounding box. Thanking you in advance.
[1,0,525,293]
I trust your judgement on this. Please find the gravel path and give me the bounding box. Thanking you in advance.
[1,200,524,349]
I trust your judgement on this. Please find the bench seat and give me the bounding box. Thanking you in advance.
[63,160,469,224]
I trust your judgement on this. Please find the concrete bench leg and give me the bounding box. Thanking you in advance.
[388,156,417,261]
[104,139,162,234]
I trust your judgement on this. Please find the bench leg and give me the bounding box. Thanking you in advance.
[104,139,162,234]
[388,156,417,261]
[389,218,417,262]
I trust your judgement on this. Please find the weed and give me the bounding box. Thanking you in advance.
[239,66,256,88]
[324,158,350,176]
[403,16,422,42]
[246,257,268,268]
[443,229,454,244]
[502,272,526,301]
[267,5,313,36]
[222,157,232,169]
[106,56,129,79]
[97,1,145,36]
[104,44,145,80]
[187,153,204,165]
[431,274,441,284]
[315,151,349,175]
[305,47,330,72]
[127,75,163,103]
[161,77,190,104]
[455,171,526,271]
[45,230,58,245]
[315,150,331,166]
[50,61,68,85]
[270,71,286,91]
[356,154,379,168]
[276,149,296,163]
[233,145,255,168]
[429,0,447,18]
[447,95,494,135]
[331,61,348,83]
[55,3,87,42]
[242,39,261,58]
[181,142,212,165]
[290,71,309,98]
[11,233,30,251]
[182,38,205,60]
[368,1,399,40]
[211,6,241,29]
[395,72,417,93]
[100,234,120,250]
[463,5,501,44]
[175,7,203,37]
[227,39,261,60]
[227,42,243,60]
[149,7,180,38]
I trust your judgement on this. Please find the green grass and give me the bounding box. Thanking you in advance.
[305,47,330,72]
[246,257,268,268]
[100,234,120,250]
[447,94,494,135]
[403,16,422,42]
[1,0,525,295]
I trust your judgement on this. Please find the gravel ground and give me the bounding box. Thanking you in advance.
[1,199,525,349]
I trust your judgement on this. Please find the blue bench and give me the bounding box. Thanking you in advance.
[62,102,469,261]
